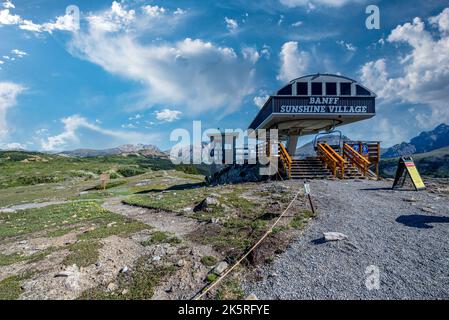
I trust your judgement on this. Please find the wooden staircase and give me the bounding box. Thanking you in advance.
[277,141,372,180]
[290,158,332,179]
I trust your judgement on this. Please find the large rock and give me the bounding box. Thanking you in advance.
[194,196,220,212]
[213,261,228,276]
[323,232,348,241]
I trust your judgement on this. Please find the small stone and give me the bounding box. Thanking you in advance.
[165,286,173,293]
[246,293,259,300]
[18,240,28,245]
[177,259,185,267]
[55,271,71,278]
[120,266,129,273]
[121,289,129,295]
[323,232,348,241]
[107,282,118,292]
[153,256,161,262]
[213,261,228,276]
[107,222,117,228]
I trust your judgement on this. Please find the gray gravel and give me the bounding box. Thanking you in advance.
[244,179,449,299]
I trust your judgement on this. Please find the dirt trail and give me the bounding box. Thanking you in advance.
[101,197,221,300]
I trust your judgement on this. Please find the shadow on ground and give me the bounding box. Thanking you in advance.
[135,182,205,194]
[396,214,449,229]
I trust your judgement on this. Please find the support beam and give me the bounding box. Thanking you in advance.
[287,135,299,155]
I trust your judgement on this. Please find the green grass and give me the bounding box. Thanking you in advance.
[200,255,218,267]
[0,151,177,189]
[216,278,244,300]
[0,201,149,242]
[63,241,102,267]
[0,247,56,266]
[206,273,218,283]
[79,257,176,300]
[0,275,27,300]
[140,231,181,246]
[290,210,316,230]
[123,187,211,213]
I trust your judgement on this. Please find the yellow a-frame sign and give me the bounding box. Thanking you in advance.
[392,157,426,191]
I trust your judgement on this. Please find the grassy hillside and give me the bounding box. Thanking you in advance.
[380,146,449,177]
[0,151,194,189]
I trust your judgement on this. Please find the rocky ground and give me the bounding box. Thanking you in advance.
[243,178,449,299]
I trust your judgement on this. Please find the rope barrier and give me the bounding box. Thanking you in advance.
[193,187,302,300]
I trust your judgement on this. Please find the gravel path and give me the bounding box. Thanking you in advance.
[244,179,449,299]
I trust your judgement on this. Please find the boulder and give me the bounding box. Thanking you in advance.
[213,261,228,275]
[323,232,348,241]
[194,196,220,212]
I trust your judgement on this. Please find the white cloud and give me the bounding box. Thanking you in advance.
[174,8,186,15]
[0,60,4,65]
[253,95,269,109]
[0,82,24,139]
[2,1,14,9]
[277,41,310,82]
[1,3,78,33]
[68,3,256,115]
[280,0,363,7]
[0,142,26,150]
[142,5,165,17]
[225,17,238,31]
[41,114,158,151]
[155,109,182,122]
[242,47,260,64]
[360,8,449,127]
[291,21,303,27]
[337,40,357,52]
[0,8,20,24]
[429,7,449,34]
[11,49,27,57]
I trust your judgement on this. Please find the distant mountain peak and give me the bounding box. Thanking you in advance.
[383,123,449,158]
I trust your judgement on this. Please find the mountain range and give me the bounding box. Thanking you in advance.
[58,144,167,158]
[382,123,449,158]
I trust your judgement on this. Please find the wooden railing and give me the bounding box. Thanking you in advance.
[343,143,371,176]
[278,142,292,179]
[317,143,346,178]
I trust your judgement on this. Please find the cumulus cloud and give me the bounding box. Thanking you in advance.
[360,8,449,126]
[0,8,20,24]
[277,41,310,82]
[41,115,158,151]
[253,95,270,109]
[155,109,182,122]
[68,3,256,115]
[142,5,165,17]
[2,0,14,9]
[0,142,26,150]
[0,82,24,139]
[1,1,79,33]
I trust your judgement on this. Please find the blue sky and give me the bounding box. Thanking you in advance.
[1,0,449,151]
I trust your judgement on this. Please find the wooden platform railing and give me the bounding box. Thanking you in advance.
[343,143,371,176]
[278,142,292,179]
[317,143,346,178]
